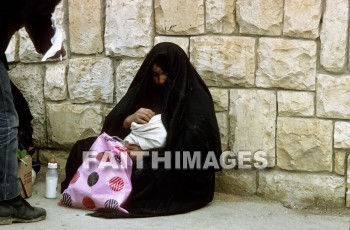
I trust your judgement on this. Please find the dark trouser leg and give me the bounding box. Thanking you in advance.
[0,61,20,201]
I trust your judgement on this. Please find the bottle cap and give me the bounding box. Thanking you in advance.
[48,162,58,169]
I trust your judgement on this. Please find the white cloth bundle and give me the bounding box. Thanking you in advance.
[42,12,63,61]
[124,114,167,150]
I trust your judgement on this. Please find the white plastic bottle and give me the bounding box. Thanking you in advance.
[46,154,58,199]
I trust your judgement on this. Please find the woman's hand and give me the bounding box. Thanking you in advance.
[123,108,155,129]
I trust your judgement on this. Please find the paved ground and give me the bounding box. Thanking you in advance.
[3,179,350,229]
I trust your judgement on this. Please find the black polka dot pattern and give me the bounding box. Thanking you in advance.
[87,172,99,186]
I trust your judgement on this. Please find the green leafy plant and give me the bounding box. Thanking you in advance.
[17,148,28,165]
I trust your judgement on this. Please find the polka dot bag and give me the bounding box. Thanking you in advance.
[60,132,133,214]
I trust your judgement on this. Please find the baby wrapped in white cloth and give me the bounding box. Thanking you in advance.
[124,114,167,150]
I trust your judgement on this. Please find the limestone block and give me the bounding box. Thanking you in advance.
[206,0,236,34]
[115,59,143,101]
[258,170,345,208]
[229,89,276,167]
[69,0,103,54]
[334,122,350,149]
[216,112,229,151]
[277,117,333,172]
[320,0,349,73]
[236,0,283,35]
[67,58,114,103]
[316,74,350,119]
[335,150,347,176]
[283,0,322,39]
[105,0,154,57]
[155,0,204,35]
[9,64,46,147]
[216,170,257,195]
[154,36,189,56]
[5,34,18,63]
[47,103,103,148]
[256,38,317,90]
[44,63,68,101]
[209,88,229,112]
[18,29,42,62]
[190,36,256,87]
[277,91,314,117]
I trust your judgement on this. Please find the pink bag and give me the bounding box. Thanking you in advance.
[60,132,133,213]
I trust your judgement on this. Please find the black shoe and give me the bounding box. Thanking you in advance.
[0,195,46,225]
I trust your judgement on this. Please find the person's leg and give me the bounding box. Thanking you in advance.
[0,61,46,225]
[0,61,20,201]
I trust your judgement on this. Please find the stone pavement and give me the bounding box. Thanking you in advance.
[2,181,350,230]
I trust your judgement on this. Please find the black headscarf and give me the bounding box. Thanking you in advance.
[64,42,222,218]
[102,42,221,158]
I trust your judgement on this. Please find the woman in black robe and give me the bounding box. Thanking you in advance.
[61,42,222,217]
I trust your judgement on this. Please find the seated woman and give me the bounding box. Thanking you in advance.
[61,42,222,217]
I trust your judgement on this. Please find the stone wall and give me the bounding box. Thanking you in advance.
[6,0,350,208]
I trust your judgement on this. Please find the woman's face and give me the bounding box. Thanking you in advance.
[152,63,168,87]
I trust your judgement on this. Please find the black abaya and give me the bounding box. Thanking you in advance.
[62,42,222,217]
